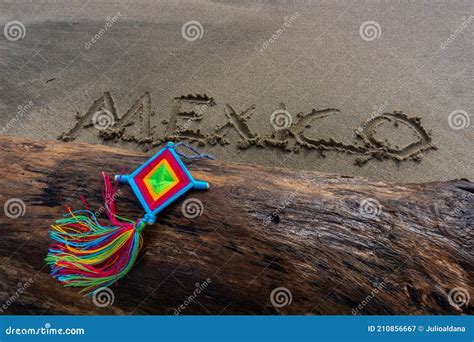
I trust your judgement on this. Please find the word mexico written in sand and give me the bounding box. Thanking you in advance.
[58,92,437,166]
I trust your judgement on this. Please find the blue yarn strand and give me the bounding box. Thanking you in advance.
[174,142,215,160]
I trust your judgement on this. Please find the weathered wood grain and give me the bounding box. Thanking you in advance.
[0,136,472,315]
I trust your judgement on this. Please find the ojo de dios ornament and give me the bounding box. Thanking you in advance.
[46,142,211,295]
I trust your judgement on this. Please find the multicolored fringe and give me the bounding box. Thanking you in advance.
[45,172,145,296]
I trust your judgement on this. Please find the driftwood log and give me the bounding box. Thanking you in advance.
[0,136,472,315]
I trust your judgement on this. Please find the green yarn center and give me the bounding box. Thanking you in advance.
[148,163,175,194]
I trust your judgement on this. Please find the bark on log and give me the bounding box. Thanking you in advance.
[0,136,472,315]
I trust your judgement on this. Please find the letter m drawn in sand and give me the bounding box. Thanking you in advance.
[59,92,153,142]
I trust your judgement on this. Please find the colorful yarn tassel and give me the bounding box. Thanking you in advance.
[46,172,144,296]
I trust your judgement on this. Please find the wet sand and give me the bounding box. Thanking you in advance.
[0,0,472,183]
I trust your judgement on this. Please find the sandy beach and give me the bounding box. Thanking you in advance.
[0,0,472,183]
